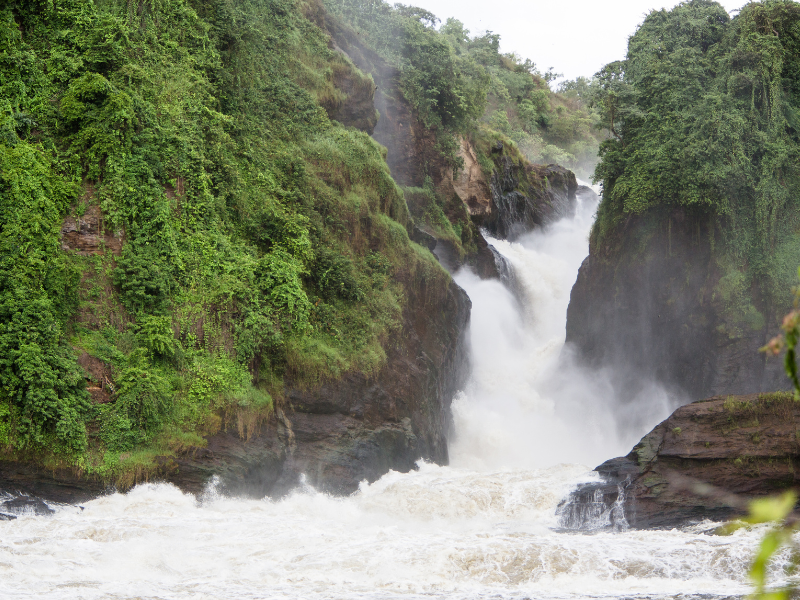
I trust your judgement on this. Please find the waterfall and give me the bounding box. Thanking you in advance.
[449,190,664,472]
[0,189,786,600]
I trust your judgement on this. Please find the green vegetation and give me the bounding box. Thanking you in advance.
[591,0,800,325]
[325,0,605,179]
[0,0,450,484]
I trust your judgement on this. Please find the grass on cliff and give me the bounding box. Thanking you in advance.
[0,0,450,487]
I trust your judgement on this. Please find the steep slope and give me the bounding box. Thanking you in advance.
[0,0,469,495]
[566,1,800,400]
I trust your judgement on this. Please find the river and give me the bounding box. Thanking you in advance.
[0,193,780,599]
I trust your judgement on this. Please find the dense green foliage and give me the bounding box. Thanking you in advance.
[0,0,447,481]
[325,0,605,178]
[592,0,800,326]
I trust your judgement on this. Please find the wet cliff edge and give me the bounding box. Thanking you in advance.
[560,392,800,529]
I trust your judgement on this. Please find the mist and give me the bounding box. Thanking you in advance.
[449,191,681,471]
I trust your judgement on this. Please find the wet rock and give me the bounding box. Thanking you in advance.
[0,461,108,505]
[1,495,55,516]
[559,393,800,529]
[575,184,598,206]
[566,207,787,400]
[481,160,578,240]
[0,513,16,521]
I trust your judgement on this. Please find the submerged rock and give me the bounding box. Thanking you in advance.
[559,393,800,529]
[1,495,55,516]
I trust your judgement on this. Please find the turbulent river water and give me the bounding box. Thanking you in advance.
[0,195,781,599]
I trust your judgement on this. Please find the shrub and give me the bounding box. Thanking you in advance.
[114,242,174,314]
[313,248,363,301]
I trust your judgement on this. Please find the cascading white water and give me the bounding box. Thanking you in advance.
[450,195,633,470]
[0,194,788,599]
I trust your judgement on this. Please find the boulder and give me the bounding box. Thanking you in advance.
[558,393,800,529]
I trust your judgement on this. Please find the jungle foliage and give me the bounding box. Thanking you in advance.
[591,0,800,324]
[0,0,447,481]
[324,0,605,179]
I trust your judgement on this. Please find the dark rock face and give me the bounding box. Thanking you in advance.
[566,208,787,401]
[558,393,800,529]
[1,495,55,516]
[0,461,108,506]
[171,276,470,497]
[481,161,578,240]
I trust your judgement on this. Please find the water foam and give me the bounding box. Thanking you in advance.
[0,477,776,599]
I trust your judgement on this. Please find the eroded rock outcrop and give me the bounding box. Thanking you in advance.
[480,157,578,240]
[559,393,800,529]
[447,140,582,240]
[61,202,122,256]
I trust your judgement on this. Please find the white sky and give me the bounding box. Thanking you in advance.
[407,0,748,83]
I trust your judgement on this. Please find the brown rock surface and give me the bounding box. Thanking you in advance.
[559,393,800,529]
[61,203,122,256]
[452,137,492,219]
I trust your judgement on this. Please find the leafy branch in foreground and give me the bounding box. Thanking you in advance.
[742,266,800,598]
[723,493,800,600]
[763,266,800,397]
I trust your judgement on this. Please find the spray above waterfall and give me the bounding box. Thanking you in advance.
[449,188,680,471]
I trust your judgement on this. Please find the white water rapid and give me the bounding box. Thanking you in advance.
[0,195,785,599]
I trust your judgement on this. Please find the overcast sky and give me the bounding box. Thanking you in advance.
[407,0,748,83]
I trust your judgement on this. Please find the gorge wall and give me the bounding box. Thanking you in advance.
[565,209,789,403]
[565,1,800,403]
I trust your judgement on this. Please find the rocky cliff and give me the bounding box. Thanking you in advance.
[0,266,469,503]
[171,275,470,497]
[0,0,471,505]
[565,208,789,402]
[558,392,800,529]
